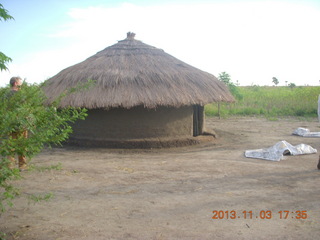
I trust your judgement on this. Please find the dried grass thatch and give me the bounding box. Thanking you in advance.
[43,33,235,109]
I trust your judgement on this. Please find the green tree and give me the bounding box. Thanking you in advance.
[218,71,243,100]
[218,71,232,85]
[0,82,88,212]
[272,77,279,86]
[0,3,14,71]
[288,82,296,89]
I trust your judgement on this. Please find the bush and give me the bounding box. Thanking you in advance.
[0,82,88,212]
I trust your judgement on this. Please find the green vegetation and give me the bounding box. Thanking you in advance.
[28,192,54,204]
[0,2,91,214]
[218,72,243,100]
[212,72,318,118]
[29,162,63,172]
[0,3,14,71]
[0,82,88,212]
[206,85,320,118]
[0,232,6,240]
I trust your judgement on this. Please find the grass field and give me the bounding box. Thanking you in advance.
[205,86,320,118]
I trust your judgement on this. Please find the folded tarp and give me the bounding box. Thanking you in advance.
[245,140,317,161]
[292,127,320,137]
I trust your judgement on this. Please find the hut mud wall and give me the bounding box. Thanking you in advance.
[68,105,196,148]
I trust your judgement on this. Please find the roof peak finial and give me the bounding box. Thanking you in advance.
[126,32,136,40]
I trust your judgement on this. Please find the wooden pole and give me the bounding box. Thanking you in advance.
[218,96,222,119]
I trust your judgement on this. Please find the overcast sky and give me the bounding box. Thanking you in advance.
[1,0,319,87]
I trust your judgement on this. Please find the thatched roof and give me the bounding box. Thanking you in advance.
[43,32,234,109]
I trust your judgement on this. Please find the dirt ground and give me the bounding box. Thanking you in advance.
[1,116,320,240]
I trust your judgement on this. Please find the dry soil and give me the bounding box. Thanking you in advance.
[1,117,320,240]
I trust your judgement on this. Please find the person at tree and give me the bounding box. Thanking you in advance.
[8,76,28,171]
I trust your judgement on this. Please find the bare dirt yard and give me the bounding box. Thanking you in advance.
[1,116,320,240]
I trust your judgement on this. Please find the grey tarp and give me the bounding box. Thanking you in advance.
[245,140,317,161]
[293,127,320,138]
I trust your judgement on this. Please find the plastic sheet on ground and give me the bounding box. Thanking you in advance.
[292,127,320,138]
[244,140,317,161]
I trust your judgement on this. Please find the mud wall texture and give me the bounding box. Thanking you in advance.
[68,106,194,147]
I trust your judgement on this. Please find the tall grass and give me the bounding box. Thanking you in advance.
[205,86,320,118]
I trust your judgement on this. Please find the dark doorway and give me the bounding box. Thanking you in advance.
[193,105,204,136]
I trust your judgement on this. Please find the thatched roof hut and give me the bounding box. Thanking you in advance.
[44,32,234,148]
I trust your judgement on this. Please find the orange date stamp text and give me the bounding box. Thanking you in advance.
[212,210,308,220]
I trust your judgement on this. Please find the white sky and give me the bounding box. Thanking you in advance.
[1,0,320,87]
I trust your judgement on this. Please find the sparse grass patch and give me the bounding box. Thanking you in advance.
[27,192,54,204]
[28,162,62,172]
